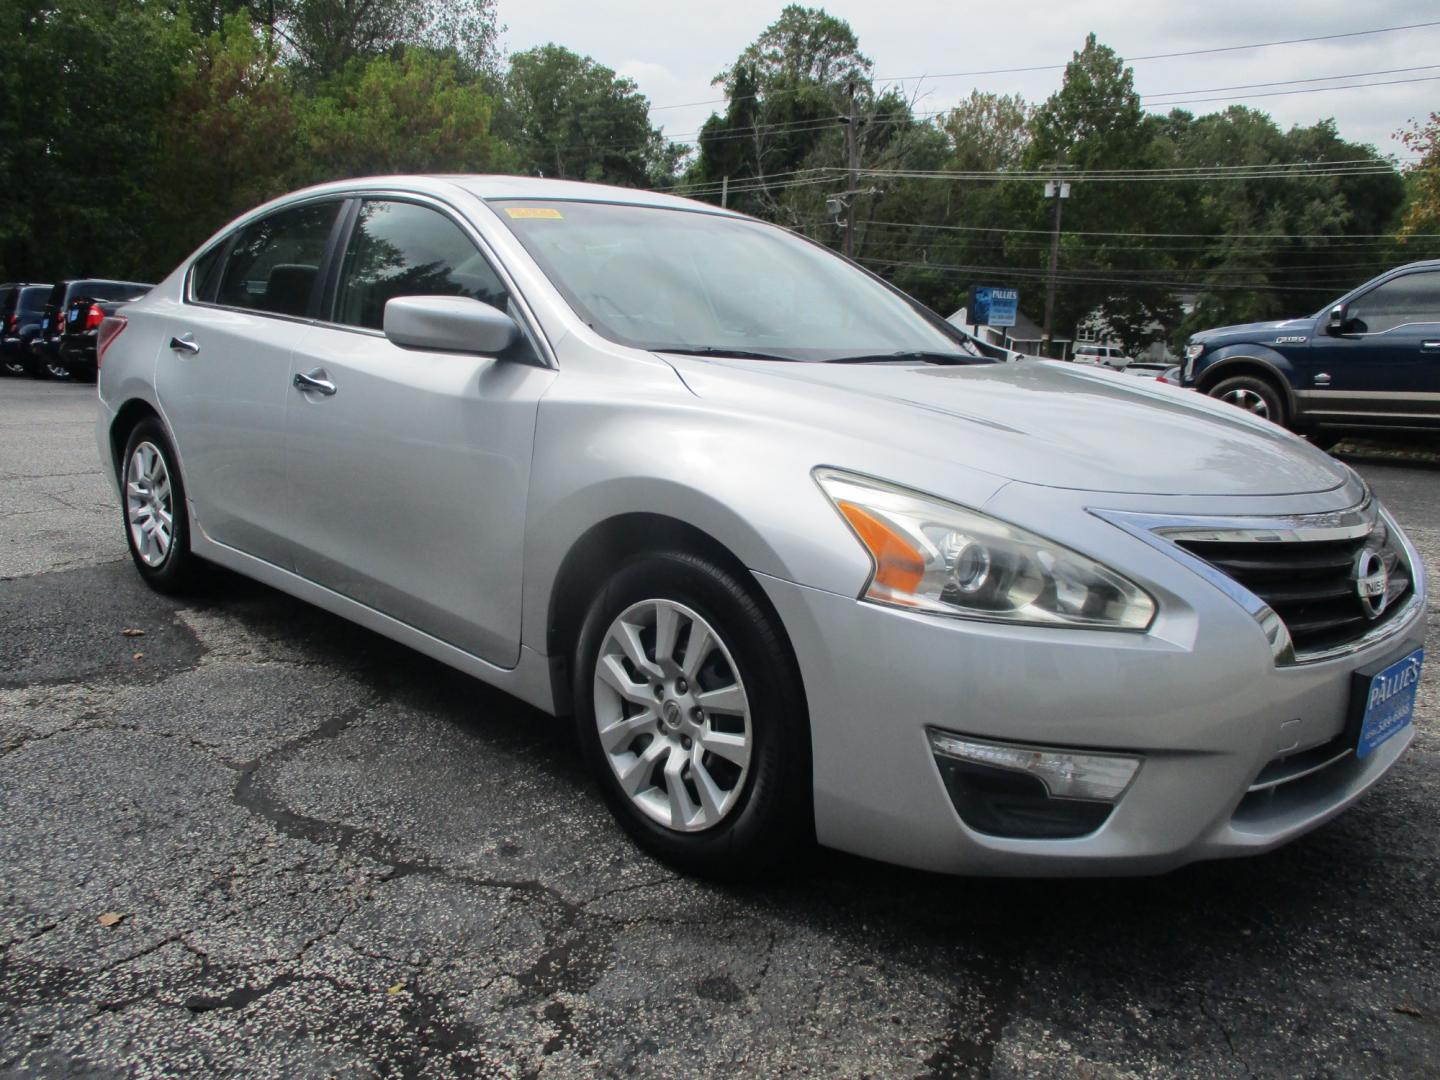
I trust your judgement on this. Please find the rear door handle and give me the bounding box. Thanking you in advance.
[169,334,199,355]
[293,368,337,396]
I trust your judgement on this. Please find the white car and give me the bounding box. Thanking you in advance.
[1073,343,1131,370]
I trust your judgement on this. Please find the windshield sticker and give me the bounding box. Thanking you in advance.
[505,207,564,220]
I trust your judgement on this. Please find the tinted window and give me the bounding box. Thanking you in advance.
[190,242,228,303]
[1347,272,1440,334]
[333,200,507,330]
[74,281,150,302]
[18,286,51,313]
[217,201,340,317]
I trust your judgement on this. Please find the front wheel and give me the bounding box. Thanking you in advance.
[1207,374,1286,427]
[573,552,810,878]
[121,419,201,593]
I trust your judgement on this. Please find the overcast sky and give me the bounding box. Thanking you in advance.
[497,0,1437,160]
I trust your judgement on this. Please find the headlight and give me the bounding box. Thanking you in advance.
[815,470,1156,631]
[1182,342,1204,381]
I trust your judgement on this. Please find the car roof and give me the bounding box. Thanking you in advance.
[272,174,736,217]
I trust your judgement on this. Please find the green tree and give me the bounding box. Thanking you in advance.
[1398,111,1440,239]
[1017,35,1183,353]
[263,0,499,81]
[690,6,870,219]
[501,45,681,187]
[300,48,513,178]
[0,0,195,281]
[153,13,302,268]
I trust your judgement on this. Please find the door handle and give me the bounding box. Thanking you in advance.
[1422,340,1440,352]
[169,334,200,355]
[293,368,337,396]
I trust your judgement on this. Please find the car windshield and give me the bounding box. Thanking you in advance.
[494,199,981,363]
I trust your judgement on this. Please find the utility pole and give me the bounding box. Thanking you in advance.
[844,81,858,258]
[720,175,729,209]
[1041,178,1070,358]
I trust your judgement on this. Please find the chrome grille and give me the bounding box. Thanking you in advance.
[1175,532,1412,654]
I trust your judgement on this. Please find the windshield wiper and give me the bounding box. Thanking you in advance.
[824,350,977,365]
[656,346,800,362]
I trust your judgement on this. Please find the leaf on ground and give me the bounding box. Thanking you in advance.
[387,982,405,995]
[97,912,125,927]
[1394,1003,1424,1017]
[132,652,144,660]
[121,628,145,637]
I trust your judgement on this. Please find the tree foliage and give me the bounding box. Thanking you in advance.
[0,1,1418,354]
[1398,111,1440,239]
[502,45,677,187]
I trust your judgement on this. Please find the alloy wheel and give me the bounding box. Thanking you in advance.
[126,441,174,567]
[1219,386,1270,418]
[592,599,752,833]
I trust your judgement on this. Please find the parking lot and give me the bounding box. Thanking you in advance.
[1,378,1437,1078]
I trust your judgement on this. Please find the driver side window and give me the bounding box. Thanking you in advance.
[1346,272,1440,335]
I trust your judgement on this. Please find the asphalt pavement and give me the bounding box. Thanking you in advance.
[2,378,1438,1078]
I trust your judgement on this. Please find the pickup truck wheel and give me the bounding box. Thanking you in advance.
[573,551,809,879]
[1208,374,1286,427]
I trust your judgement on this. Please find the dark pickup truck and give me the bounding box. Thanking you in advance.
[33,279,152,380]
[1181,260,1440,444]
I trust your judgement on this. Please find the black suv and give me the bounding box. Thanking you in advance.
[32,279,151,379]
[1,283,53,376]
[1182,260,1440,443]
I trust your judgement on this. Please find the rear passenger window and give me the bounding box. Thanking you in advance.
[216,201,340,317]
[333,200,508,330]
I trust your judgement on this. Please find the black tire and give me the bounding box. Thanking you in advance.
[1207,374,1287,428]
[1307,431,1342,452]
[120,418,201,593]
[0,354,26,377]
[43,359,73,381]
[573,551,810,878]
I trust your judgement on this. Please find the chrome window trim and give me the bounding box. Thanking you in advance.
[1094,498,1424,666]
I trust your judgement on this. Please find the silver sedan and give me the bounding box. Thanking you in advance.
[96,176,1427,878]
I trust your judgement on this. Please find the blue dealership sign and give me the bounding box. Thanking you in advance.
[969,285,1018,329]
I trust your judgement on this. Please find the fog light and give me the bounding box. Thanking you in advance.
[928,728,1141,839]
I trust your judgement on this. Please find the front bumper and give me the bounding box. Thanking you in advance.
[756,487,1426,876]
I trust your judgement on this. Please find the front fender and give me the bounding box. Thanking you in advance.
[1194,345,1299,415]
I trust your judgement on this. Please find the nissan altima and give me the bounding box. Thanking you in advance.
[97,176,1426,878]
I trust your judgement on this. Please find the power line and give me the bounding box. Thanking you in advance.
[855,219,1440,240]
[1145,73,1440,108]
[646,21,1440,113]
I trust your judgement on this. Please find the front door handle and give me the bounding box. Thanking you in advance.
[1422,340,1440,352]
[293,368,337,396]
[169,334,200,355]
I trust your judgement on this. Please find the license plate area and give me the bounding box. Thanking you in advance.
[1348,647,1423,760]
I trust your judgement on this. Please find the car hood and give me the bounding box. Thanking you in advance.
[1191,316,1315,345]
[662,355,1350,497]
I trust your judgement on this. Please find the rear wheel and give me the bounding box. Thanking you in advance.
[1208,374,1286,427]
[121,419,201,593]
[44,359,73,381]
[0,353,26,377]
[573,552,809,878]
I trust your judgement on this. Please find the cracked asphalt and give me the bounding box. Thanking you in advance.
[2,378,1438,1078]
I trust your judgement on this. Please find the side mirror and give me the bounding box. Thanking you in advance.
[383,295,520,356]
[1326,304,1347,335]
